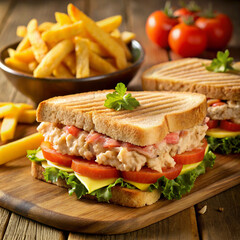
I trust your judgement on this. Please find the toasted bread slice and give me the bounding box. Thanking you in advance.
[37,90,206,146]
[31,162,161,208]
[142,58,240,101]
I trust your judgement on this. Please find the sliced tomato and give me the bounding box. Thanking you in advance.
[173,139,207,165]
[212,102,226,107]
[71,159,120,179]
[220,120,240,132]
[41,141,74,167]
[121,164,183,184]
[66,126,81,137]
[207,119,219,129]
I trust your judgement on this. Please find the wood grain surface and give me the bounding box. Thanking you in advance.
[0,126,239,234]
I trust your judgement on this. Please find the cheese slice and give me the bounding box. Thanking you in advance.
[124,180,150,191]
[180,161,202,175]
[74,172,117,193]
[41,160,73,172]
[207,128,240,138]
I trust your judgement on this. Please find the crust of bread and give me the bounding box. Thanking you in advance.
[142,58,240,101]
[31,162,161,208]
[36,90,206,146]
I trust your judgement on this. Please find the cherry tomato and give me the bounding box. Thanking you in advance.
[72,159,120,179]
[220,120,240,132]
[168,22,207,57]
[195,13,233,50]
[173,139,208,165]
[66,126,81,137]
[174,8,199,22]
[146,10,178,48]
[121,163,183,183]
[41,141,74,167]
[207,120,219,129]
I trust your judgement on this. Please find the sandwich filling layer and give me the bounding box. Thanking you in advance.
[37,122,208,172]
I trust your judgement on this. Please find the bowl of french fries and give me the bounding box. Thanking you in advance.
[0,4,144,104]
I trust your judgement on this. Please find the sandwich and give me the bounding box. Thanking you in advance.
[142,55,240,154]
[27,84,215,207]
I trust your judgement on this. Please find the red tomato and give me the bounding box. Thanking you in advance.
[174,8,199,22]
[212,102,225,107]
[173,139,208,165]
[41,141,74,167]
[146,10,178,48]
[168,22,207,57]
[121,164,183,183]
[195,13,233,50]
[66,126,81,137]
[207,119,219,129]
[72,159,120,179]
[220,120,240,132]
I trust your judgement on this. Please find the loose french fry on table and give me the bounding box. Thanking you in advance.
[96,15,122,33]
[0,133,43,165]
[18,109,36,123]
[16,25,27,37]
[13,47,35,63]
[27,19,48,63]
[89,51,116,74]
[38,22,55,32]
[75,38,89,78]
[42,21,83,43]
[55,12,72,25]
[34,39,74,78]
[121,31,136,44]
[5,57,32,73]
[16,36,31,52]
[0,104,16,118]
[68,4,127,70]
[62,52,76,75]
[53,63,74,78]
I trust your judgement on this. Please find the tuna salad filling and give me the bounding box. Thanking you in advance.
[37,122,208,172]
[207,99,240,123]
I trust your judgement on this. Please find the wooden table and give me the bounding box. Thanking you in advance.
[0,0,239,239]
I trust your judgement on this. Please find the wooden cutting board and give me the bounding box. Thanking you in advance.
[0,124,240,234]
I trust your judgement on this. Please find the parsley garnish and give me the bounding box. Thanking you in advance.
[205,49,239,73]
[104,83,140,111]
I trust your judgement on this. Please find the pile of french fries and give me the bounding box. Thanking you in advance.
[0,102,36,142]
[5,3,136,78]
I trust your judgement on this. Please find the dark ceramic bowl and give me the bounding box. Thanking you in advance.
[0,40,144,104]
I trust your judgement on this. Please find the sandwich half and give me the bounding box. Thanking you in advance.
[27,90,215,207]
[142,58,240,154]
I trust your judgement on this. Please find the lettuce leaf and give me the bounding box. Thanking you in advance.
[148,150,216,200]
[206,135,240,154]
[27,148,45,162]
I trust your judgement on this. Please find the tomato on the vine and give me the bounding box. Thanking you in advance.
[168,18,207,57]
[174,2,200,22]
[195,13,233,50]
[146,3,178,48]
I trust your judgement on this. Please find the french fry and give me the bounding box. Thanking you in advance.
[113,37,132,61]
[7,48,16,58]
[89,41,109,57]
[75,38,89,78]
[89,51,116,74]
[17,25,27,37]
[34,39,74,78]
[16,36,31,52]
[121,31,136,44]
[27,19,48,63]
[42,21,83,43]
[0,133,43,165]
[13,47,35,63]
[53,63,74,78]
[0,102,13,107]
[90,69,101,76]
[110,28,121,39]
[0,104,16,118]
[96,15,122,33]
[62,52,76,75]
[55,12,72,25]
[68,4,127,69]
[18,109,36,123]
[28,61,38,71]
[5,57,32,73]
[38,22,55,32]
